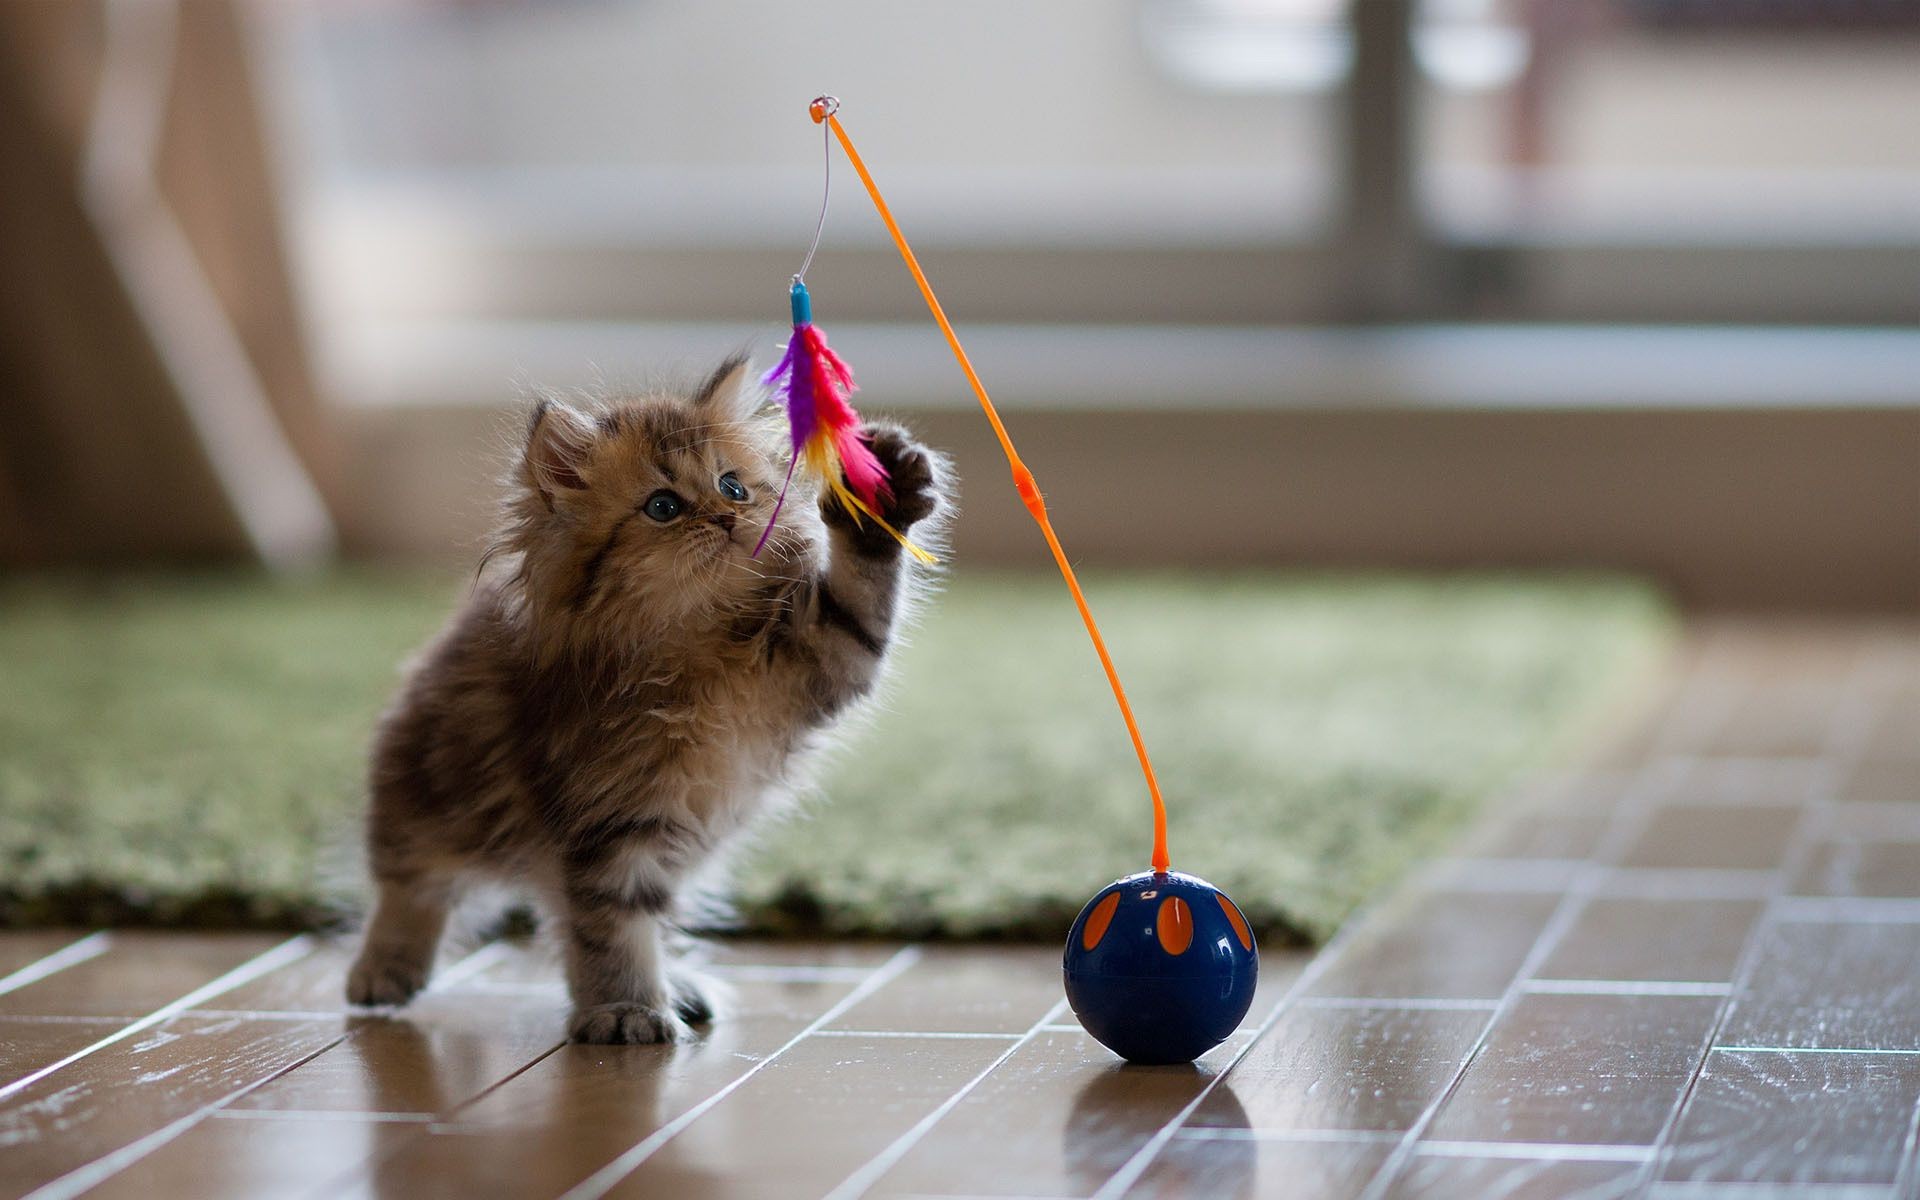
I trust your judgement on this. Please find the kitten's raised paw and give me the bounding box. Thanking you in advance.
[865,423,939,530]
[826,423,942,554]
[346,952,430,1008]
[569,1002,692,1046]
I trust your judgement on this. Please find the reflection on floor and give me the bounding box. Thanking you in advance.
[0,618,1914,1199]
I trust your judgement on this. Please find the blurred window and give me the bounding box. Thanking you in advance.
[274,0,1340,251]
[1417,0,1920,241]
[1139,0,1354,93]
[249,0,1920,381]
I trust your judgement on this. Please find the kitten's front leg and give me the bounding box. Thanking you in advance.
[560,865,693,1045]
[797,424,944,717]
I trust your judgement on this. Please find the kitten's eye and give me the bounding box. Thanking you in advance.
[643,490,685,522]
[718,471,749,502]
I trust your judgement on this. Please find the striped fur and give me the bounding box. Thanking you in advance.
[347,359,951,1044]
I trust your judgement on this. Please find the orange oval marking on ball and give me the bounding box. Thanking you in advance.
[1081,892,1121,951]
[1217,894,1253,951]
[1156,896,1193,955]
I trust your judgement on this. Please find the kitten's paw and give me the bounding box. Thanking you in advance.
[864,423,940,531]
[824,423,944,554]
[568,1002,693,1046]
[346,951,431,1008]
[670,967,720,1025]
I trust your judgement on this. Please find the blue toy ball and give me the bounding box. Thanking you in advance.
[1063,870,1258,1065]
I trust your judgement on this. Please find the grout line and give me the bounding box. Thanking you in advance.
[1771,897,1920,924]
[0,935,315,1104]
[304,970,580,1194]
[1172,1127,1403,1144]
[191,1009,350,1021]
[1889,1042,1920,1200]
[1351,881,1598,1200]
[1648,1185,1896,1200]
[1415,859,1584,895]
[1600,868,1781,900]
[710,964,882,982]
[210,1108,436,1123]
[422,941,517,993]
[431,1040,569,1126]
[1350,752,1688,1200]
[446,960,887,996]
[0,932,111,997]
[885,1194,1084,1200]
[1634,636,1874,1195]
[1413,1140,1655,1162]
[1523,980,1733,997]
[22,1024,348,1200]
[453,981,565,998]
[555,945,924,1200]
[1714,1045,1920,1057]
[821,997,1069,1200]
[1891,640,1920,1200]
[810,1029,1024,1040]
[30,938,546,1200]
[1293,996,1502,1011]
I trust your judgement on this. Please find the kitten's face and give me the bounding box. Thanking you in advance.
[515,358,813,633]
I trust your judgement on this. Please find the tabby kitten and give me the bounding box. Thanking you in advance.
[346,356,948,1044]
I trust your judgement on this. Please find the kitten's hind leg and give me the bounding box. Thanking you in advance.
[669,962,722,1025]
[348,875,453,1007]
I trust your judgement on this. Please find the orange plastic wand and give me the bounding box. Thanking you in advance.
[808,97,1172,874]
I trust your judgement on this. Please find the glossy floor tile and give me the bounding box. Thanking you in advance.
[1613,806,1802,873]
[0,1015,342,1197]
[1125,1135,1393,1200]
[862,1030,1248,1199]
[0,932,287,1019]
[0,1015,128,1086]
[1534,897,1762,984]
[599,1033,1014,1199]
[1301,890,1561,1001]
[0,618,1914,1198]
[82,1115,410,1200]
[1424,994,1722,1146]
[1659,1049,1920,1187]
[0,932,99,988]
[1191,1004,1487,1134]
[346,976,869,1199]
[224,994,568,1117]
[822,943,1063,1034]
[1718,919,1920,1051]
[1385,1153,1646,1200]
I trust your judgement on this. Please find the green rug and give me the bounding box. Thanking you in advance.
[0,570,1670,944]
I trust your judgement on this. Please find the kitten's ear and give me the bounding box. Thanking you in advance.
[690,353,757,420]
[523,396,594,505]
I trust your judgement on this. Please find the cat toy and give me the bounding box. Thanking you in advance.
[770,96,1255,1065]
[751,110,933,565]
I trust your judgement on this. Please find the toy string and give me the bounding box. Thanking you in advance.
[793,112,831,284]
[808,96,1172,875]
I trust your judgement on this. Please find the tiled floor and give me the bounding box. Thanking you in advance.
[0,618,1914,1199]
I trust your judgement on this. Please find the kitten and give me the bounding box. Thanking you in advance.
[346,356,948,1044]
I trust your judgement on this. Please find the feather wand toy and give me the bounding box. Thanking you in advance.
[752,108,934,565]
[781,95,1257,1066]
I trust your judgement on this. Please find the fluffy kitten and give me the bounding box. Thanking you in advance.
[346,356,948,1044]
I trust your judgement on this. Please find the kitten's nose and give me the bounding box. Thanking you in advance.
[708,513,737,532]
